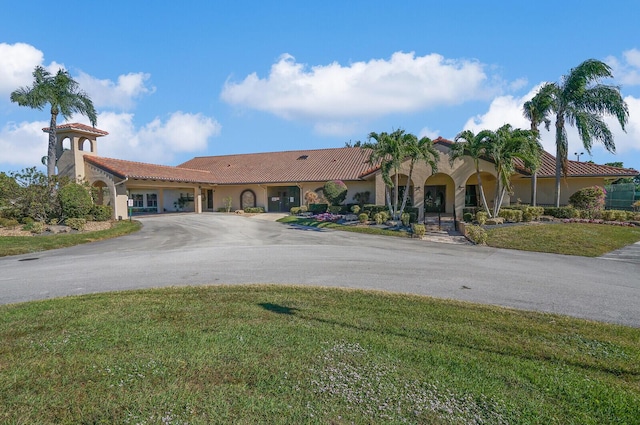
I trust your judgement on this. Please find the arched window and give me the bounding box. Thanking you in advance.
[241,189,256,209]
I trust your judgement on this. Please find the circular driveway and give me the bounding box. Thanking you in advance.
[1,213,639,327]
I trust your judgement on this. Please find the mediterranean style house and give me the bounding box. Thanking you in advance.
[52,123,638,221]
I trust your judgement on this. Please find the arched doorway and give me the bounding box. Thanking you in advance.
[424,173,455,214]
[241,189,256,209]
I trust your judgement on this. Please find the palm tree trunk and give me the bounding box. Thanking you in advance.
[393,172,399,219]
[385,186,393,214]
[476,170,491,217]
[555,144,562,207]
[531,171,537,206]
[47,112,57,178]
[399,162,414,216]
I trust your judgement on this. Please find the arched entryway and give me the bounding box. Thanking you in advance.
[462,172,497,211]
[241,189,256,209]
[91,180,111,206]
[423,173,455,214]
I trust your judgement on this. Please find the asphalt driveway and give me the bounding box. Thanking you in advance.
[1,213,639,327]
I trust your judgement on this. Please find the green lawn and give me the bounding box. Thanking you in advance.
[486,223,640,256]
[0,220,141,257]
[1,285,638,424]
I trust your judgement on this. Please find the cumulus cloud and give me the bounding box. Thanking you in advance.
[221,52,501,135]
[606,48,640,86]
[418,126,440,140]
[75,71,156,110]
[0,112,221,169]
[0,43,45,94]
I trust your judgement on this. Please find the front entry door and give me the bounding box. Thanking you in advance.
[268,186,300,212]
[424,185,446,213]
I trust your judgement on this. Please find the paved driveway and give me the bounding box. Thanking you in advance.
[1,214,639,327]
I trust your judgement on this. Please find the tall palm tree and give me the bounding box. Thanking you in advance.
[486,125,539,217]
[362,129,406,218]
[542,59,629,207]
[398,134,439,216]
[522,83,554,206]
[11,66,97,177]
[450,129,493,216]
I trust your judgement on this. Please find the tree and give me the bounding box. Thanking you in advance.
[361,129,406,219]
[323,180,348,206]
[398,134,439,216]
[534,59,629,207]
[10,66,97,177]
[522,83,554,206]
[485,125,540,217]
[450,129,493,216]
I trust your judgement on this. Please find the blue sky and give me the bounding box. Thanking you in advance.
[1,1,639,174]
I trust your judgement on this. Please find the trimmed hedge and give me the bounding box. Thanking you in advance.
[544,206,579,219]
[309,203,328,214]
[244,207,265,213]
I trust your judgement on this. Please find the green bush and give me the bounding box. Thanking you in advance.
[465,224,487,245]
[29,221,45,234]
[21,217,34,225]
[373,213,384,225]
[362,204,387,216]
[290,207,301,215]
[49,218,59,225]
[602,209,629,221]
[351,205,361,214]
[463,212,474,222]
[0,217,19,228]
[498,209,523,223]
[569,186,606,218]
[58,183,93,219]
[91,205,112,221]
[380,210,390,222]
[411,223,426,237]
[244,207,265,213]
[401,213,410,227]
[66,218,86,231]
[476,211,488,225]
[323,180,348,206]
[328,205,342,214]
[309,203,328,214]
[524,206,544,220]
[523,212,533,222]
[543,206,579,219]
[409,212,417,224]
[358,213,368,223]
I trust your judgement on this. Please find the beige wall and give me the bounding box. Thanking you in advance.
[512,176,608,206]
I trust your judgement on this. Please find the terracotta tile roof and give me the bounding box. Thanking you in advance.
[433,137,638,178]
[42,122,109,136]
[85,156,218,184]
[178,147,376,184]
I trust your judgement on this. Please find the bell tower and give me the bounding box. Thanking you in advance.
[44,123,109,181]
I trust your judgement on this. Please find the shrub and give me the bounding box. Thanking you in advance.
[358,213,368,223]
[379,210,390,222]
[465,224,487,245]
[328,205,342,214]
[304,190,318,206]
[602,209,629,222]
[0,217,19,228]
[544,206,579,219]
[412,223,426,237]
[21,217,34,225]
[373,213,384,225]
[633,200,640,212]
[290,207,301,215]
[476,211,488,225]
[66,218,86,231]
[569,186,606,218]
[244,207,265,213]
[58,183,93,219]
[223,196,233,213]
[29,221,45,234]
[463,212,474,222]
[309,203,328,214]
[409,212,417,224]
[401,213,410,227]
[351,205,361,214]
[524,206,544,220]
[48,218,59,225]
[91,205,112,221]
[523,212,533,222]
[352,191,371,206]
[498,209,523,223]
[323,180,348,206]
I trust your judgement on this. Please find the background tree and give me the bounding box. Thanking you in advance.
[535,59,629,207]
[10,66,97,177]
[450,129,493,216]
[522,83,554,206]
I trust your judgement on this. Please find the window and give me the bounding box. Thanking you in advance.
[465,185,478,207]
[132,194,144,208]
[147,193,157,208]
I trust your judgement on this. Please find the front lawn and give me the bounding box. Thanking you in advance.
[485,223,640,256]
[1,285,638,424]
[0,220,141,257]
[278,215,410,237]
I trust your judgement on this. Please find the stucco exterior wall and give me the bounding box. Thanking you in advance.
[511,176,608,206]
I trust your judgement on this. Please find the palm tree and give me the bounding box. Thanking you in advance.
[522,83,554,206]
[486,125,539,217]
[10,66,97,177]
[541,59,629,207]
[450,129,493,216]
[398,134,439,216]
[362,129,406,218]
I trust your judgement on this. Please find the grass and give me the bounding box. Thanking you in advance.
[0,220,141,257]
[278,215,410,237]
[1,285,638,424]
[486,223,640,256]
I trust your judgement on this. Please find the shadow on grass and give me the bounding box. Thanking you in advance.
[258,303,300,315]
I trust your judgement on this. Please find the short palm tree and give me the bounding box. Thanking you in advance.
[450,129,493,216]
[398,134,439,216]
[540,59,629,207]
[10,66,97,177]
[522,83,554,206]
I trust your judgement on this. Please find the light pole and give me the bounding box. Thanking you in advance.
[574,152,584,162]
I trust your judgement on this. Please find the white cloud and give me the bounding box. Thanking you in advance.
[0,43,44,94]
[606,48,640,86]
[418,126,440,140]
[75,71,156,110]
[0,112,221,170]
[221,52,501,135]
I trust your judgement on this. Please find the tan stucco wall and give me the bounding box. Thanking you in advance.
[511,176,609,206]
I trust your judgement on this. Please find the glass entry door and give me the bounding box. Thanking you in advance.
[424,185,446,213]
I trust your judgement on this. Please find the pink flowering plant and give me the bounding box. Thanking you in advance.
[314,212,342,222]
[568,186,606,218]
